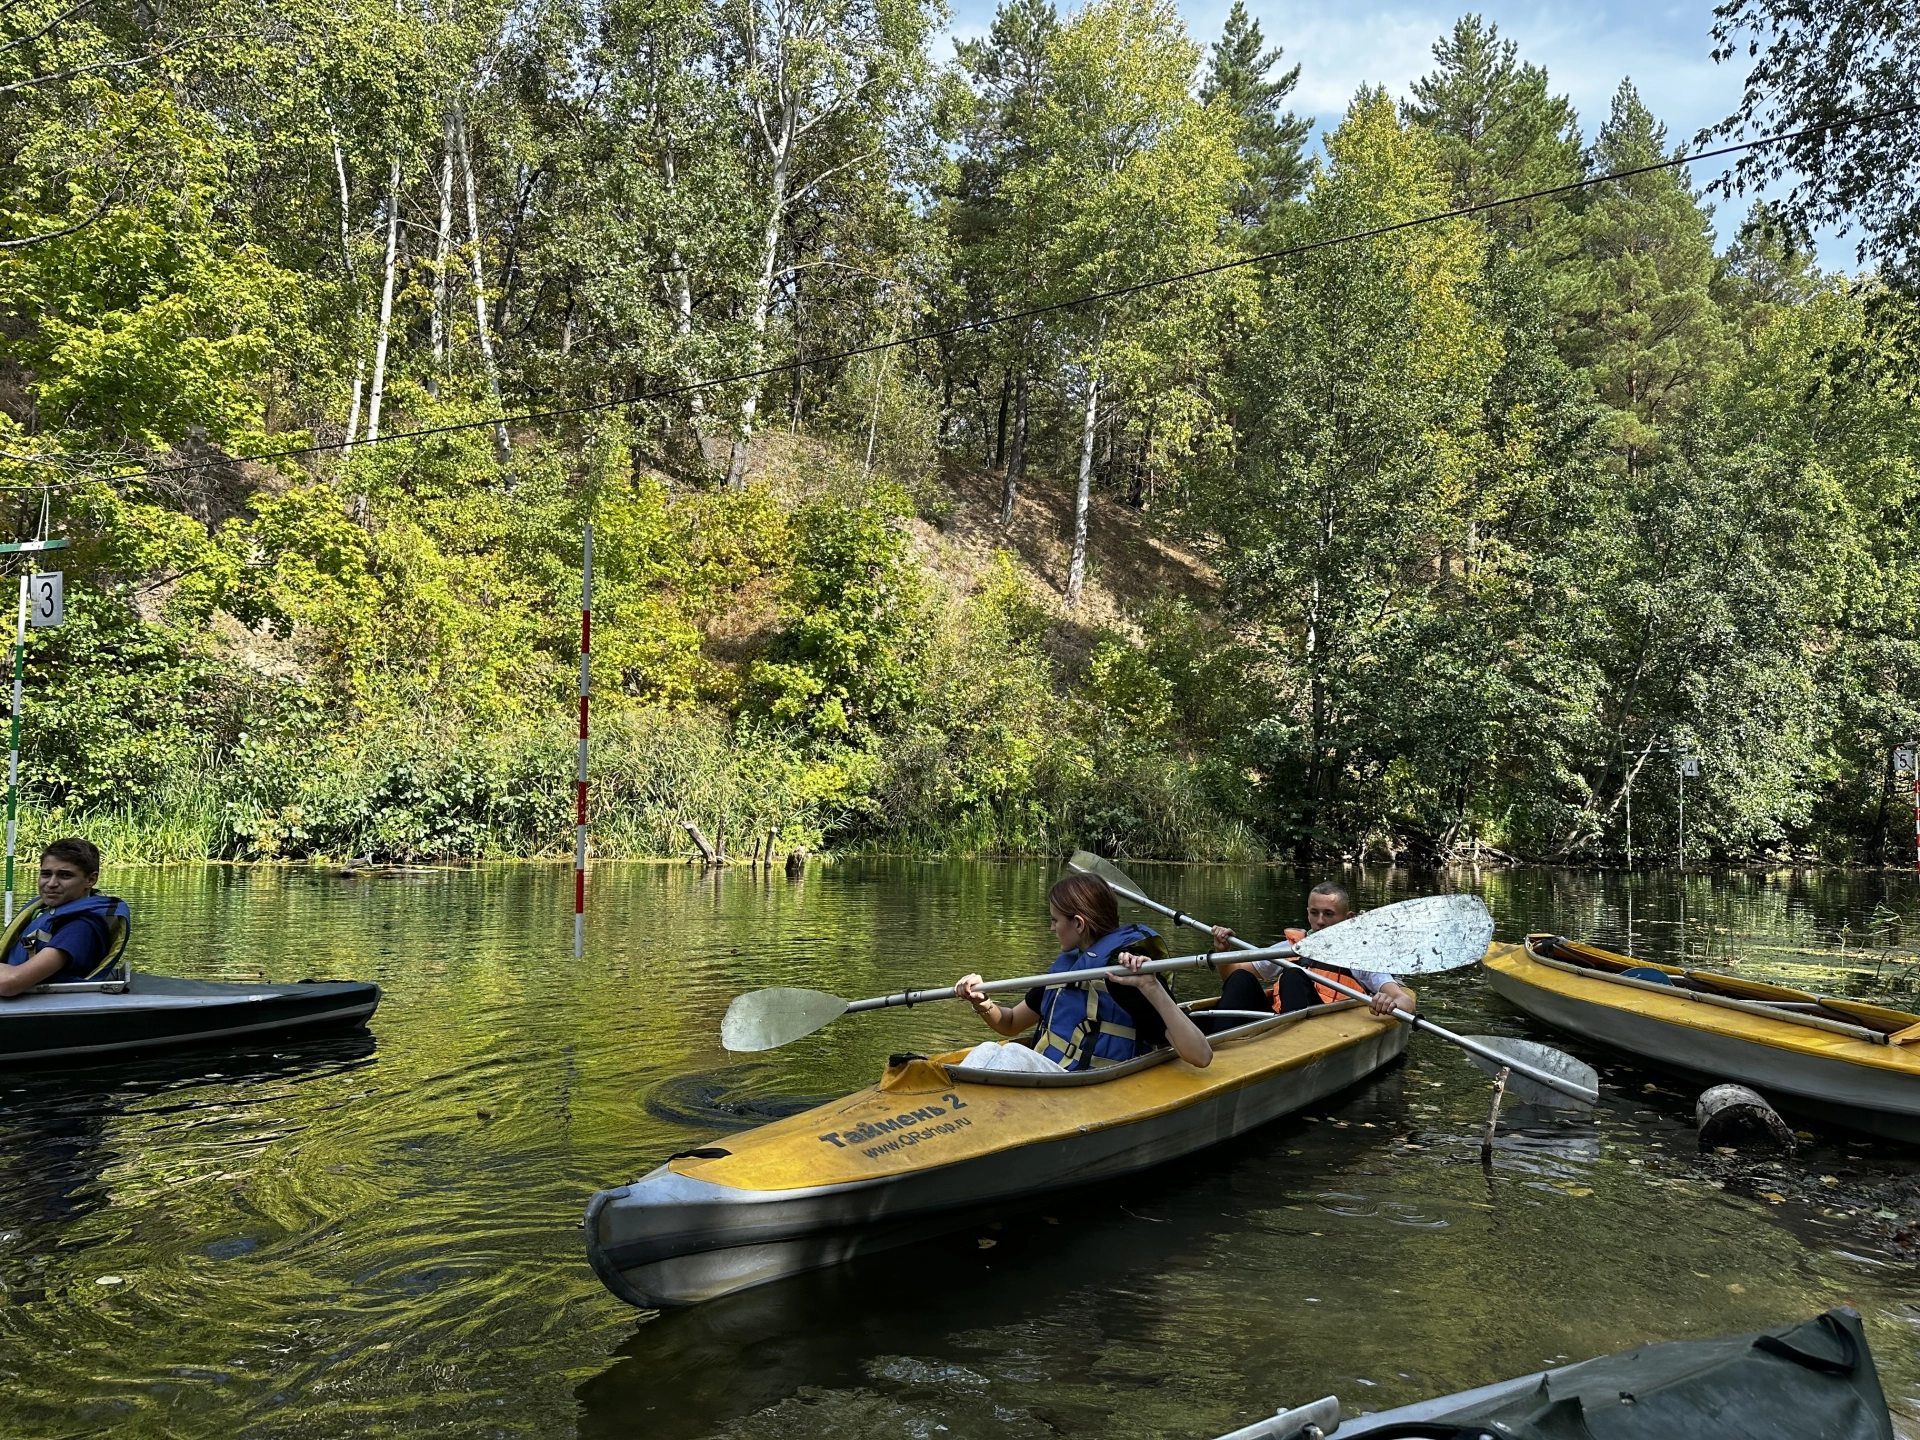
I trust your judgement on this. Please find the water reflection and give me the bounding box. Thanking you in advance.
[0,859,1912,1438]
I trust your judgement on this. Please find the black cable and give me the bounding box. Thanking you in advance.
[10,100,1918,488]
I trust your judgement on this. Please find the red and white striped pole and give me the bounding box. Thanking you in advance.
[1911,741,1919,879]
[575,522,593,957]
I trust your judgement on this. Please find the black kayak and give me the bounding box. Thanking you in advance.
[0,972,381,1065]
[1219,1307,1892,1440]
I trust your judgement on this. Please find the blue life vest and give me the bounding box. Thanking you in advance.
[2,893,131,981]
[1031,923,1165,1071]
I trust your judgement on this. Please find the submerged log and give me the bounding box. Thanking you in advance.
[681,821,720,865]
[1696,1083,1796,1151]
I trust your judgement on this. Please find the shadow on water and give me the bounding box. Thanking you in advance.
[0,1033,376,1288]
[644,1067,828,1133]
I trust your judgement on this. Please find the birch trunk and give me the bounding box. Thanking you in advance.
[725,128,790,488]
[428,112,455,397]
[1064,320,1104,608]
[455,103,510,464]
[329,126,365,456]
[724,42,799,491]
[365,156,402,448]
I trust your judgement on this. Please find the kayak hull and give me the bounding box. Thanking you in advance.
[1482,943,1920,1142]
[1229,1306,1892,1440]
[588,1001,1407,1309]
[0,972,381,1066]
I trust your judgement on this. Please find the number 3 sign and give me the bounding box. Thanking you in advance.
[27,571,62,629]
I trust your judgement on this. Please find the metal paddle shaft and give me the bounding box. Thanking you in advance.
[722,942,1320,1052]
[1068,853,1598,1106]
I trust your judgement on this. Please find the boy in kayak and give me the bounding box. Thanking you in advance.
[0,839,128,997]
[1213,882,1414,1019]
[953,873,1213,1070]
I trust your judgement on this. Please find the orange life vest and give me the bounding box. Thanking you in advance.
[1268,929,1360,1011]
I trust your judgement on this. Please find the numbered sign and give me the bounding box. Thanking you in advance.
[1679,755,1700,778]
[27,571,62,629]
[1897,747,1916,776]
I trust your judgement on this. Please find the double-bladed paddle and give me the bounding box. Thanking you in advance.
[1067,852,1598,1107]
[720,864,1509,1056]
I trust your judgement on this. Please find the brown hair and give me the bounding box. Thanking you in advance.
[1048,873,1118,940]
[42,838,101,876]
[1308,880,1351,911]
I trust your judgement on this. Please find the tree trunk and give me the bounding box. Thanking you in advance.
[428,113,455,398]
[726,98,794,490]
[366,157,402,448]
[1064,320,1104,608]
[455,104,510,465]
[992,370,1010,470]
[999,358,1028,527]
[328,125,365,457]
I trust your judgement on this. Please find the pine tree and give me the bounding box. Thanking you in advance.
[1558,80,1731,475]
[1200,0,1309,228]
[1402,14,1581,235]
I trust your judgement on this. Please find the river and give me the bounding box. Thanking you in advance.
[0,860,1916,1437]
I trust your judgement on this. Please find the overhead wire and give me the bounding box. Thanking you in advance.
[7,99,1919,489]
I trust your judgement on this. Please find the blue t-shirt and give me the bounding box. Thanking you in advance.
[40,910,107,979]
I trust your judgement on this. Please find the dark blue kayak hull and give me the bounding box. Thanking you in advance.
[0,972,380,1065]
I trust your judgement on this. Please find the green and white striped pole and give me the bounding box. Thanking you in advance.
[1,537,66,925]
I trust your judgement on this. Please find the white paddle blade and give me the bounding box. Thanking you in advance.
[1462,1035,1599,1109]
[721,988,849,1052]
[1068,850,1141,897]
[1297,893,1494,975]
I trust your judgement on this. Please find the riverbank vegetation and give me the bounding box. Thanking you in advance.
[2,0,1917,866]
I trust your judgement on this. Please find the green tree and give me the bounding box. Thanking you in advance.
[1008,0,1241,605]
[1205,91,1500,851]
[1558,81,1732,476]
[1200,1,1310,229]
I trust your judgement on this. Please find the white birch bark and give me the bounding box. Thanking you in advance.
[329,126,365,456]
[725,108,791,488]
[455,102,510,463]
[1064,316,1105,608]
[366,156,402,447]
[428,111,455,397]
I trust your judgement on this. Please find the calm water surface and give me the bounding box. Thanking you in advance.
[1,860,1917,1437]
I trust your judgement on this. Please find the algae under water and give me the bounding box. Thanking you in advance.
[0,860,1916,1437]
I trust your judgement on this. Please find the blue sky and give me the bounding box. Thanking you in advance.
[941,0,1857,268]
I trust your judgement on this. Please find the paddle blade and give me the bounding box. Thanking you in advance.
[721,988,849,1052]
[1461,1035,1599,1109]
[1296,893,1494,975]
[1068,850,1144,899]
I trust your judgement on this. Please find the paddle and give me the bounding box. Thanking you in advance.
[1068,852,1599,1107]
[720,870,1503,1054]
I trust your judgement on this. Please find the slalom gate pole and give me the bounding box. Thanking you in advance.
[1911,742,1918,879]
[3,571,24,925]
[575,522,593,958]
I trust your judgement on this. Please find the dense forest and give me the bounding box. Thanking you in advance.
[1,0,1917,867]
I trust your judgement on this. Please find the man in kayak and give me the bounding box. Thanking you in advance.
[1213,882,1414,1020]
[953,873,1213,1069]
[0,839,129,997]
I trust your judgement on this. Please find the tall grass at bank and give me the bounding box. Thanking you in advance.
[11,701,1257,867]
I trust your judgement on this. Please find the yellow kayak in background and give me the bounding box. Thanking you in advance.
[1483,937,1920,1141]
[585,999,1407,1308]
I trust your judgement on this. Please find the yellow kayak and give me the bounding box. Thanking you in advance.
[1484,937,1920,1141]
[586,999,1408,1308]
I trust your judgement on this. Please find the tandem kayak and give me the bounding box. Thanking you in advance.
[1216,1306,1893,1440]
[1483,937,1920,1141]
[0,972,381,1065]
[586,998,1408,1308]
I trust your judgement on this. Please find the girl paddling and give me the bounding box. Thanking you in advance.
[953,873,1213,1070]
